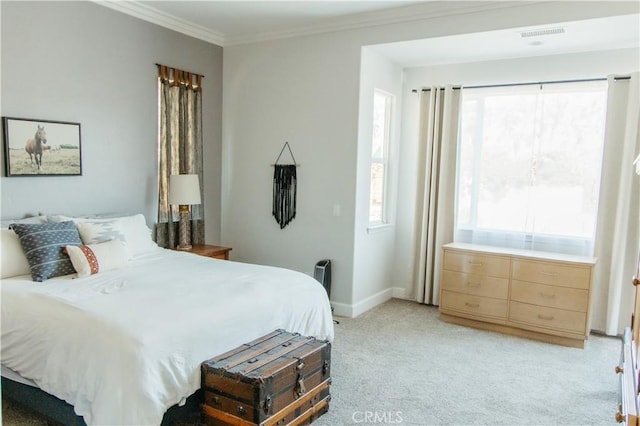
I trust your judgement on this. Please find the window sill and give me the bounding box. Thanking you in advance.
[367,223,393,234]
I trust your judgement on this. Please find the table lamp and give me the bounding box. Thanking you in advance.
[169,174,201,250]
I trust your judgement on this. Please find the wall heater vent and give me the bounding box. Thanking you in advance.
[520,27,565,38]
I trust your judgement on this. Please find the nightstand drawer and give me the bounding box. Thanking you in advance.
[441,270,509,299]
[441,290,508,319]
[511,259,590,289]
[443,251,510,278]
[178,245,232,260]
[509,301,587,334]
[511,280,589,312]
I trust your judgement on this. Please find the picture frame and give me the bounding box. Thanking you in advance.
[2,117,82,177]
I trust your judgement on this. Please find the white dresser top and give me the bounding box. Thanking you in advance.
[443,242,597,266]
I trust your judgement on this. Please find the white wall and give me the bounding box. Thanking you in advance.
[0,1,223,243]
[222,33,361,307]
[348,48,404,317]
[222,1,638,315]
[394,47,640,330]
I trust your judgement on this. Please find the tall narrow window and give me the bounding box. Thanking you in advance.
[156,64,205,249]
[369,90,393,226]
[455,80,607,256]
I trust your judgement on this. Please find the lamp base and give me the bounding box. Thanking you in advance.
[177,205,192,250]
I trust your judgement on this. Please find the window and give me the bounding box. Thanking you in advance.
[369,90,394,226]
[455,80,608,256]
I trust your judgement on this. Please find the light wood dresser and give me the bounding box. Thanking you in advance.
[440,243,596,348]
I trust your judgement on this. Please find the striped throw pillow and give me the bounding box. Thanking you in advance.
[9,221,82,282]
[65,240,129,278]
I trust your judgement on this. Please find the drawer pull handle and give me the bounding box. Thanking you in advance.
[539,292,555,299]
[465,302,480,308]
[466,281,481,288]
[615,365,623,374]
[540,270,558,277]
[633,276,640,286]
[468,261,483,267]
[537,314,554,321]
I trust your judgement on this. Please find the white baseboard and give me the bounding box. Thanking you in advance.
[330,301,353,318]
[392,286,407,299]
[331,287,403,318]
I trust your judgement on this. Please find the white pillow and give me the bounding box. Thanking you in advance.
[0,229,31,278]
[66,240,130,278]
[0,215,48,229]
[47,212,130,222]
[73,214,157,257]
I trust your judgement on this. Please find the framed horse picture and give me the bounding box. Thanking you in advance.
[2,117,82,177]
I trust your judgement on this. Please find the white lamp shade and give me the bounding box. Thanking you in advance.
[169,174,202,205]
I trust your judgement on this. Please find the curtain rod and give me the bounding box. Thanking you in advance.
[411,86,461,93]
[411,75,631,93]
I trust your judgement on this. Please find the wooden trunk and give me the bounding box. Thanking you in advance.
[201,330,331,426]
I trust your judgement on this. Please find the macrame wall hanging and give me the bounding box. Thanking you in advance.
[272,142,298,229]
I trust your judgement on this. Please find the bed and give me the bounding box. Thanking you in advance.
[0,214,334,425]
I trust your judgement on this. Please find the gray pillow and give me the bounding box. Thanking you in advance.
[9,221,82,282]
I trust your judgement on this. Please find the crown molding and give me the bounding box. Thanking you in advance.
[94,1,543,48]
[93,0,225,46]
[224,1,536,46]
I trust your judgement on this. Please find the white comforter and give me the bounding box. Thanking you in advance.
[1,248,334,425]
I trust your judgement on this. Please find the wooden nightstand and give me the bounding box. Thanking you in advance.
[180,244,232,260]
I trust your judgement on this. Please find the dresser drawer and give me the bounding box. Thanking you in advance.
[443,250,510,278]
[509,301,587,334]
[511,280,589,312]
[511,259,590,289]
[441,290,508,319]
[441,270,509,299]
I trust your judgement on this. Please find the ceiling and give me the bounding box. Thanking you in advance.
[96,1,639,67]
[139,0,423,42]
[98,0,432,45]
[369,13,640,67]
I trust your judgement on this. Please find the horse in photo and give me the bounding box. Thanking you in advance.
[25,125,47,171]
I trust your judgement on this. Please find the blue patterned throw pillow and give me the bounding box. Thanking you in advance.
[9,221,82,282]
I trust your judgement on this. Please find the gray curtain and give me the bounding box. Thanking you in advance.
[156,65,204,248]
[593,73,640,335]
[412,86,461,305]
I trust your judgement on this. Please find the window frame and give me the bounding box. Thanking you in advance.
[368,89,395,229]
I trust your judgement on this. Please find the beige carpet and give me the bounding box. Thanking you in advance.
[2,299,620,425]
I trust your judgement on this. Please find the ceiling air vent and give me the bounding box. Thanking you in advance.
[520,27,565,38]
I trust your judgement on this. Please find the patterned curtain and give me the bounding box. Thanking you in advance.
[156,64,205,248]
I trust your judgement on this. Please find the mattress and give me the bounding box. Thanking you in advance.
[1,248,334,425]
